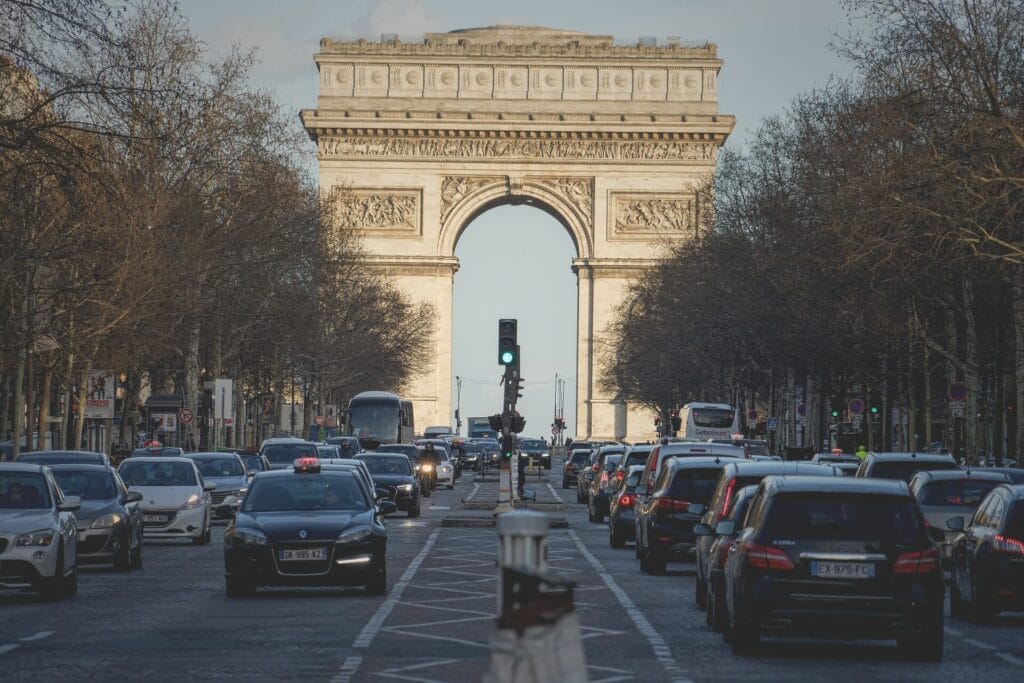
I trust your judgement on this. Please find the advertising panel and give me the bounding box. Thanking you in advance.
[84,370,115,419]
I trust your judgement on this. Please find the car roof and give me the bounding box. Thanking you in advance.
[0,462,47,474]
[912,469,1010,483]
[253,467,358,480]
[665,456,734,469]
[19,450,104,457]
[994,483,1024,499]
[47,463,113,472]
[626,444,654,453]
[867,452,957,463]
[724,461,839,477]
[762,475,910,496]
[186,452,239,459]
[660,443,745,457]
[119,456,194,465]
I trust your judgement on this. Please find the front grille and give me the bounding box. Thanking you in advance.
[210,490,238,505]
[78,535,109,554]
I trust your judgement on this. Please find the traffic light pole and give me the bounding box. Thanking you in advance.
[494,363,516,515]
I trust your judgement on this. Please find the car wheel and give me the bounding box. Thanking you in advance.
[366,562,387,596]
[610,526,625,549]
[695,572,708,610]
[63,563,78,598]
[970,579,996,623]
[900,611,944,662]
[730,615,760,656]
[131,540,144,569]
[649,552,667,575]
[193,527,210,546]
[225,575,255,597]
[41,545,66,602]
[639,549,651,573]
[408,503,421,518]
[114,541,132,571]
[949,571,967,619]
[447,483,454,490]
[561,479,569,489]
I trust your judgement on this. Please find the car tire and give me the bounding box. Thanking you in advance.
[730,616,760,656]
[63,563,78,598]
[649,552,667,575]
[131,540,144,569]
[447,483,454,490]
[366,562,387,596]
[695,572,708,610]
[408,504,420,518]
[610,527,625,549]
[949,572,967,619]
[41,545,66,602]
[193,527,210,546]
[562,479,569,489]
[225,575,255,597]
[114,542,132,571]
[970,579,996,623]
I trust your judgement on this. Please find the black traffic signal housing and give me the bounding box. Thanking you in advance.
[498,319,518,366]
[488,414,503,431]
[670,411,682,432]
[829,396,842,420]
[511,414,526,433]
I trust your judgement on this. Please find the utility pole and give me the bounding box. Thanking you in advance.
[494,319,524,514]
[455,375,463,435]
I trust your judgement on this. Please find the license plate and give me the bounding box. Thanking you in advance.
[811,561,875,579]
[144,515,168,523]
[279,547,326,562]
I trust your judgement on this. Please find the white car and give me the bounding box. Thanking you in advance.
[117,457,213,544]
[0,463,81,600]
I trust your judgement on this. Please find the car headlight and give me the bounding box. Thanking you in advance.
[91,513,124,528]
[16,529,54,547]
[238,488,248,496]
[235,529,269,546]
[338,526,371,544]
[180,493,202,510]
[398,484,413,492]
[441,465,451,473]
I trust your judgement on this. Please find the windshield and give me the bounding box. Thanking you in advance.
[348,400,400,443]
[744,442,770,456]
[479,441,499,451]
[376,444,418,459]
[520,440,546,450]
[119,461,197,487]
[263,443,317,464]
[356,455,411,475]
[52,470,117,500]
[920,479,1001,507]
[20,453,103,465]
[570,451,591,465]
[192,457,244,478]
[130,447,183,458]
[667,467,723,504]
[691,408,736,428]
[0,473,52,509]
[243,474,368,513]
[763,494,923,543]
[872,460,958,482]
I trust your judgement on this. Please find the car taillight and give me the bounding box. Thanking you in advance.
[892,548,940,574]
[717,538,733,568]
[600,473,609,486]
[993,535,1024,555]
[619,493,635,507]
[592,463,600,472]
[719,478,737,516]
[745,542,795,570]
[655,496,692,512]
[616,470,625,483]
[566,463,576,470]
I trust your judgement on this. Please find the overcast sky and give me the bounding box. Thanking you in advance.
[176,0,855,438]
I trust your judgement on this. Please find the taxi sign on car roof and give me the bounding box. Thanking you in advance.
[293,457,321,473]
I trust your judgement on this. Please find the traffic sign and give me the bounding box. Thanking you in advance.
[551,426,558,435]
[766,417,779,431]
[848,398,865,415]
[315,415,325,426]
[177,407,193,425]
[796,403,807,418]
[948,382,968,402]
[747,409,759,421]
[949,401,966,418]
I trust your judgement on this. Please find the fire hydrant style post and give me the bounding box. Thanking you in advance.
[484,511,587,683]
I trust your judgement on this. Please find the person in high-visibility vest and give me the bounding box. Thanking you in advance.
[855,445,868,460]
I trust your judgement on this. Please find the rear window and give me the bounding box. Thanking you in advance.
[263,443,318,464]
[871,460,957,482]
[667,467,722,504]
[623,452,649,468]
[602,455,623,472]
[919,480,1002,507]
[762,494,923,544]
[1005,503,1024,536]
[570,452,591,465]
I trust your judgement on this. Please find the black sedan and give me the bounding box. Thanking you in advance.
[222,458,396,596]
[949,483,1024,621]
[49,464,144,570]
[355,453,421,517]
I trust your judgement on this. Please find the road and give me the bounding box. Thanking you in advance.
[3,455,1023,682]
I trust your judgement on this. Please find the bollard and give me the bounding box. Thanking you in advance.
[485,511,587,683]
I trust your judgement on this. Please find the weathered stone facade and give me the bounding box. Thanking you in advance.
[301,26,734,441]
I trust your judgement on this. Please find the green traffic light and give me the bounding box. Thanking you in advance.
[870,406,879,414]
[831,410,840,418]
[501,350,515,364]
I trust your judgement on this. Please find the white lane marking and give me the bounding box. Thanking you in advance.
[995,652,1024,666]
[331,656,363,683]
[546,482,564,503]
[353,528,441,649]
[19,631,54,642]
[568,529,692,683]
[464,483,480,501]
[0,644,20,655]
[943,626,962,637]
[964,638,997,651]
[430,505,450,510]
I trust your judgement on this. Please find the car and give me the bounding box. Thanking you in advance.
[723,476,945,660]
[237,451,272,477]
[117,457,214,545]
[562,448,592,489]
[855,451,958,481]
[325,436,362,458]
[375,443,421,462]
[971,467,1024,484]
[260,438,319,470]
[611,445,654,488]
[908,469,1011,568]
[810,452,862,471]
[222,457,395,596]
[709,439,770,457]
[316,444,342,459]
[696,484,759,632]
[49,464,144,570]
[17,450,112,467]
[422,426,453,440]
[476,439,501,470]
[608,465,645,548]
[415,440,455,489]
[355,453,421,517]
[518,438,551,469]
[693,461,842,612]
[575,451,595,503]
[587,448,625,523]
[638,441,744,493]
[127,446,185,458]
[317,459,381,503]
[186,453,250,518]
[0,463,81,600]
[457,440,482,470]
[635,456,733,574]
[948,483,1024,621]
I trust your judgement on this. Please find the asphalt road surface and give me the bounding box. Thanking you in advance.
[3,456,1023,682]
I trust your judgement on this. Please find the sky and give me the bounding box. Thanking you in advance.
[176,0,856,438]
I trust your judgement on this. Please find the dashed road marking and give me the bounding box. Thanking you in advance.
[546,482,564,503]
[943,626,962,637]
[995,652,1024,666]
[568,529,692,683]
[430,505,450,510]
[465,483,480,501]
[19,631,53,642]
[330,656,362,683]
[0,644,19,655]
[965,638,997,651]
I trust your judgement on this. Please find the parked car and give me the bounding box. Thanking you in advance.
[325,436,362,458]
[117,457,214,544]
[185,453,250,518]
[354,453,421,517]
[696,484,759,632]
[49,464,143,571]
[723,476,945,660]
[635,456,732,574]
[17,450,112,467]
[562,448,592,489]
[948,483,1024,621]
[0,463,81,600]
[694,461,841,611]
[855,451,958,481]
[608,465,645,548]
[908,469,1011,568]
[587,448,625,523]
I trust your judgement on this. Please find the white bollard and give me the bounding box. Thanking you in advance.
[496,511,549,612]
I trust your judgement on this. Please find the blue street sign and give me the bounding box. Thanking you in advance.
[767,417,779,431]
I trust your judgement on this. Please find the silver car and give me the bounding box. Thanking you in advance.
[0,463,81,600]
[186,453,250,518]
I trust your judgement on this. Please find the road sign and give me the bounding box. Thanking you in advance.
[766,417,779,431]
[848,398,865,415]
[315,415,325,426]
[747,409,759,421]
[551,426,558,435]
[796,403,807,418]
[948,382,968,402]
[177,407,194,425]
[950,401,966,418]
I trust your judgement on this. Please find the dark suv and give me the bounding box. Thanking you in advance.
[724,476,945,660]
[855,452,958,482]
[562,448,592,489]
[587,447,625,523]
[518,438,551,470]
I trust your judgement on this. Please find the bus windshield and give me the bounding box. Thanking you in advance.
[349,400,400,443]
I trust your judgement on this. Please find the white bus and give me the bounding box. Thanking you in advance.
[679,402,740,441]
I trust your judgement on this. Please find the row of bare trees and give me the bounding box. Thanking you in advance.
[604,0,1024,461]
[0,1,433,457]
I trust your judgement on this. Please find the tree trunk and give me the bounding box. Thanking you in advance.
[962,279,980,464]
[25,349,35,452]
[11,347,24,460]
[63,347,75,449]
[37,359,53,450]
[74,368,88,450]
[1013,277,1024,464]
[184,324,200,450]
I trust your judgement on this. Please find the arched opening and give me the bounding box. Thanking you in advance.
[452,204,577,441]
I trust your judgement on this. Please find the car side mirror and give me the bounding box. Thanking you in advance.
[216,501,239,517]
[203,483,217,492]
[687,503,706,516]
[928,527,945,543]
[378,501,398,515]
[59,496,81,512]
[715,520,736,536]
[124,491,143,504]
[945,516,965,532]
[693,523,712,536]
[375,488,390,501]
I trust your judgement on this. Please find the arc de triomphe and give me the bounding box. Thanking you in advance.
[301,26,734,441]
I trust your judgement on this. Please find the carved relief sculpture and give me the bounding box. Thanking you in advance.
[333,189,421,234]
[439,176,501,224]
[611,192,695,237]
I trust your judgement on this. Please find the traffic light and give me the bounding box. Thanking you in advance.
[869,405,879,415]
[498,319,517,366]
[511,413,526,433]
[829,396,842,419]
[488,414,503,431]
[670,411,682,432]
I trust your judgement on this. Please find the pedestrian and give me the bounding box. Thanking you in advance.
[517,449,527,498]
[855,444,868,460]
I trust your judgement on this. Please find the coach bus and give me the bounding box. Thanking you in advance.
[345,391,414,450]
[679,402,740,441]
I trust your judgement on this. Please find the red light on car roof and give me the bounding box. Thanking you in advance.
[294,457,321,473]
